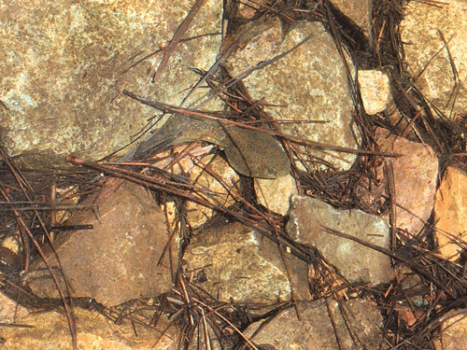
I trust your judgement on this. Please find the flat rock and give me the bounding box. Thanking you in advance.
[183,222,311,305]
[222,18,359,170]
[434,166,467,260]
[375,127,438,235]
[28,179,179,307]
[400,0,467,119]
[255,174,298,216]
[244,299,387,350]
[286,195,394,285]
[0,0,222,167]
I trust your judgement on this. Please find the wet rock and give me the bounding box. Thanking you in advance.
[222,17,359,170]
[28,179,179,307]
[375,128,438,236]
[400,0,467,119]
[255,174,298,216]
[183,222,311,305]
[434,166,467,260]
[286,195,394,285]
[244,299,386,350]
[358,70,392,115]
[0,306,177,350]
[0,0,222,167]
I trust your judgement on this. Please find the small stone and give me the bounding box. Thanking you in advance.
[255,174,298,216]
[244,299,386,350]
[287,195,394,285]
[28,179,179,307]
[358,70,392,115]
[183,222,311,305]
[434,167,467,260]
[375,128,438,236]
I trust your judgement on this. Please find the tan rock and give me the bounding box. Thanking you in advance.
[0,292,29,323]
[434,166,467,260]
[358,69,392,115]
[255,174,298,216]
[375,128,438,235]
[400,0,467,119]
[439,310,467,350]
[331,0,372,36]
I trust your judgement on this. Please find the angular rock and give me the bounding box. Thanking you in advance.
[255,174,298,216]
[331,0,372,36]
[28,179,179,307]
[286,195,394,285]
[0,292,29,323]
[222,18,359,170]
[358,69,392,115]
[439,310,467,350]
[375,128,438,235]
[244,299,386,350]
[434,166,467,260]
[0,307,177,350]
[0,0,222,167]
[183,222,311,305]
[400,0,467,119]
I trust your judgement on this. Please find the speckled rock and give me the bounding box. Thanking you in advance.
[28,179,179,307]
[244,299,387,350]
[222,17,359,171]
[0,0,222,167]
[255,174,298,216]
[358,70,392,115]
[434,166,467,260]
[439,310,467,350]
[400,0,467,120]
[286,195,394,285]
[183,222,311,305]
[331,0,372,36]
[0,292,29,323]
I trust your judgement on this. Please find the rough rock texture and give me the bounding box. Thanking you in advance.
[28,179,179,307]
[331,0,372,36]
[0,307,177,350]
[0,292,29,323]
[222,17,359,170]
[255,174,298,216]
[183,222,311,305]
[434,166,467,260]
[286,195,394,285]
[400,0,467,119]
[358,70,392,115]
[244,299,386,350]
[0,0,222,167]
[375,128,438,236]
[439,310,467,350]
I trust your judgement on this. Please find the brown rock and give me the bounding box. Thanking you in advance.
[434,166,467,260]
[255,174,298,216]
[183,222,311,305]
[375,127,438,235]
[28,179,179,307]
[0,0,222,167]
[287,195,394,285]
[331,0,372,36]
[244,299,387,350]
[439,310,467,350]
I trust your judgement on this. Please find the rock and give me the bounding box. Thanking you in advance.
[255,174,298,216]
[331,0,372,36]
[244,299,386,350]
[0,292,29,323]
[374,127,438,235]
[222,18,359,170]
[183,222,311,305]
[0,0,222,167]
[0,306,177,350]
[439,310,467,350]
[434,166,467,260]
[28,179,179,307]
[400,0,467,119]
[358,70,392,115]
[286,195,394,285]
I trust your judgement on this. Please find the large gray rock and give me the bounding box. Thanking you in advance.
[286,195,394,285]
[222,17,360,170]
[0,0,222,167]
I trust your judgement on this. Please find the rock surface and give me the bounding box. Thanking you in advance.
[0,0,222,167]
[375,128,439,236]
[28,179,179,307]
[255,174,298,216]
[439,310,467,350]
[244,299,386,350]
[183,222,311,305]
[286,195,394,285]
[222,17,359,170]
[434,166,467,260]
[358,70,392,115]
[400,0,467,119]
[331,0,372,36]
